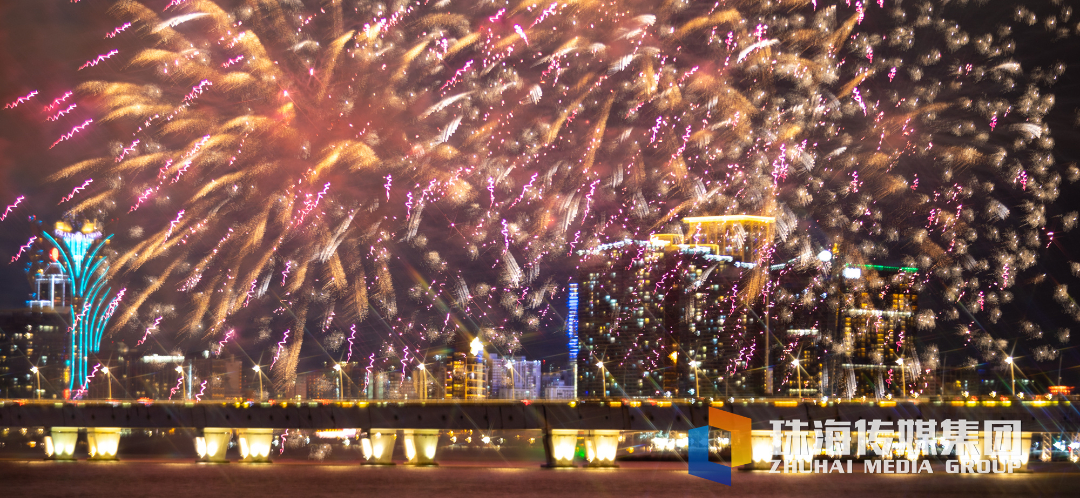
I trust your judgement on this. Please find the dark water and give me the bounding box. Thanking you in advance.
[1,459,1078,497]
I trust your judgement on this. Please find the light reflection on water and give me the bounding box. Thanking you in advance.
[0,460,1077,497]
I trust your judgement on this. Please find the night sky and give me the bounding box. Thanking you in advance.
[3,0,1080,386]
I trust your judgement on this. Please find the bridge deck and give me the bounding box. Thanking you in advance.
[2,399,1077,432]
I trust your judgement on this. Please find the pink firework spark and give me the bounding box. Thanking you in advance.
[217,329,235,354]
[172,135,211,182]
[50,118,94,148]
[77,363,104,399]
[4,90,38,109]
[129,186,160,213]
[195,380,208,401]
[169,372,184,400]
[441,61,474,91]
[270,330,291,370]
[1,196,24,221]
[136,316,163,346]
[294,182,330,225]
[530,2,559,27]
[851,87,868,116]
[105,23,132,38]
[222,55,244,68]
[365,353,376,388]
[182,80,212,103]
[78,50,119,70]
[58,178,93,204]
[10,236,35,263]
[164,210,185,240]
[242,278,258,307]
[346,324,357,362]
[43,91,73,112]
[115,139,140,161]
[280,261,293,286]
[102,289,127,322]
[163,0,191,10]
[69,303,92,337]
[46,103,77,121]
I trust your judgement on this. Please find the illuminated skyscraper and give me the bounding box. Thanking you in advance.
[832,264,919,398]
[576,215,779,398]
[489,355,542,399]
[566,283,579,395]
[0,311,68,399]
[39,221,120,393]
[445,336,488,399]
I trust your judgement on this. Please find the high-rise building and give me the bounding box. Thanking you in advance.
[444,335,488,399]
[0,310,69,399]
[38,221,121,393]
[831,264,919,398]
[190,356,243,400]
[575,215,781,399]
[127,354,186,399]
[489,355,542,399]
[445,351,487,399]
[542,368,576,399]
[411,363,442,400]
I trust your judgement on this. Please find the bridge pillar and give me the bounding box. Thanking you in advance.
[542,429,578,467]
[951,431,1033,472]
[45,427,79,461]
[403,429,440,465]
[584,430,620,467]
[362,429,396,465]
[749,430,777,470]
[87,427,121,461]
[196,428,233,463]
[237,429,274,463]
[989,431,1033,472]
[781,430,814,467]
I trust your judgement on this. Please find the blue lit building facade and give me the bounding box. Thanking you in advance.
[39,221,118,393]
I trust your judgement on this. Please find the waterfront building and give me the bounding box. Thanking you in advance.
[489,355,542,399]
[127,354,187,399]
[575,216,778,398]
[570,213,838,395]
[0,310,69,399]
[445,336,488,399]
[831,264,920,398]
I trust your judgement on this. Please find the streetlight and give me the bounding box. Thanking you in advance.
[333,363,343,400]
[30,366,40,400]
[689,360,701,398]
[597,360,606,398]
[175,365,185,401]
[895,357,905,399]
[252,365,263,401]
[417,363,428,400]
[792,358,801,398]
[102,366,112,400]
[1005,357,1015,396]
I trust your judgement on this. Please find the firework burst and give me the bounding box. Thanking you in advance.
[29,0,1078,391]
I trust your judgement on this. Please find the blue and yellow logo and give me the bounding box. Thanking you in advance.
[689,408,751,485]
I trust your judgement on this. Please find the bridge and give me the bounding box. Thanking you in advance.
[2,398,1078,468]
